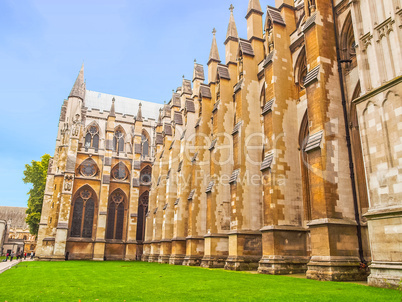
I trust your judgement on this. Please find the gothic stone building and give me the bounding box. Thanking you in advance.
[36,0,402,289]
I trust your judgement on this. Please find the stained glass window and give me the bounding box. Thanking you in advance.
[70,188,96,239]
[79,159,97,177]
[70,198,83,237]
[106,191,126,240]
[106,202,116,240]
[111,163,128,181]
[82,198,95,238]
[84,125,99,150]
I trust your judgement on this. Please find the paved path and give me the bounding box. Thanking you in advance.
[0,258,33,274]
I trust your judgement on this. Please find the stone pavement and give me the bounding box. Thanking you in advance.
[0,258,33,274]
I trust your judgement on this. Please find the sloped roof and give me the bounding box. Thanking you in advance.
[200,85,212,98]
[261,152,274,171]
[182,79,193,95]
[0,207,28,228]
[217,65,230,80]
[193,63,205,81]
[239,39,255,56]
[262,99,274,115]
[85,90,162,120]
[267,6,286,26]
[185,100,195,113]
[174,111,183,125]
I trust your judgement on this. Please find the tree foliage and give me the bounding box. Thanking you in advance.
[23,154,50,235]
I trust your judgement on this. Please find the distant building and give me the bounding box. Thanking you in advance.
[0,207,36,255]
[0,219,6,254]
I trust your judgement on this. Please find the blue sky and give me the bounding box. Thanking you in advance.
[0,0,274,207]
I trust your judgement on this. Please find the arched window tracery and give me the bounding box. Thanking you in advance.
[140,165,152,186]
[136,191,149,242]
[260,86,266,108]
[111,162,129,181]
[84,124,100,151]
[113,126,125,154]
[78,158,99,178]
[295,47,307,91]
[106,190,126,240]
[70,187,97,238]
[341,14,357,71]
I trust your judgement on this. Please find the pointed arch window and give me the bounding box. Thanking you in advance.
[113,127,125,153]
[106,190,126,240]
[70,187,97,238]
[341,14,357,71]
[78,158,99,178]
[111,162,129,181]
[294,47,307,91]
[140,165,152,186]
[299,112,312,221]
[84,125,99,151]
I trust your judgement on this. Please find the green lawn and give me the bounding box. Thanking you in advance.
[0,261,399,302]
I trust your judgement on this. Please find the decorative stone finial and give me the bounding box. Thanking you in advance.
[229,4,234,13]
[109,97,116,117]
[212,28,216,35]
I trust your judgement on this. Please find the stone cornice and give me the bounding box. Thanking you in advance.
[352,75,402,104]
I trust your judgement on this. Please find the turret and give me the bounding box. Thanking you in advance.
[207,28,221,84]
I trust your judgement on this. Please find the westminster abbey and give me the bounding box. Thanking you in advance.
[36,0,402,289]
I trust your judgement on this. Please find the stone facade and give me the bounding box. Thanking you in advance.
[37,0,401,289]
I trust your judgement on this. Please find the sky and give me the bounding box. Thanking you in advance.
[0,0,275,207]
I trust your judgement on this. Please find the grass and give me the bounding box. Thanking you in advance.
[0,261,400,302]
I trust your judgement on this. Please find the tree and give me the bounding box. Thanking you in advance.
[23,154,50,235]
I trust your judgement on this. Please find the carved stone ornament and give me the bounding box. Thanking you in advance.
[60,123,70,145]
[268,29,274,53]
[63,174,74,191]
[375,18,395,42]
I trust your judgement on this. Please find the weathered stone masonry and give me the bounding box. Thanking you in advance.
[37,0,402,289]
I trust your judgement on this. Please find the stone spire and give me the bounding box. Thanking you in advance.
[69,63,85,100]
[109,97,116,117]
[208,28,220,64]
[136,102,143,122]
[246,0,262,17]
[226,4,238,43]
